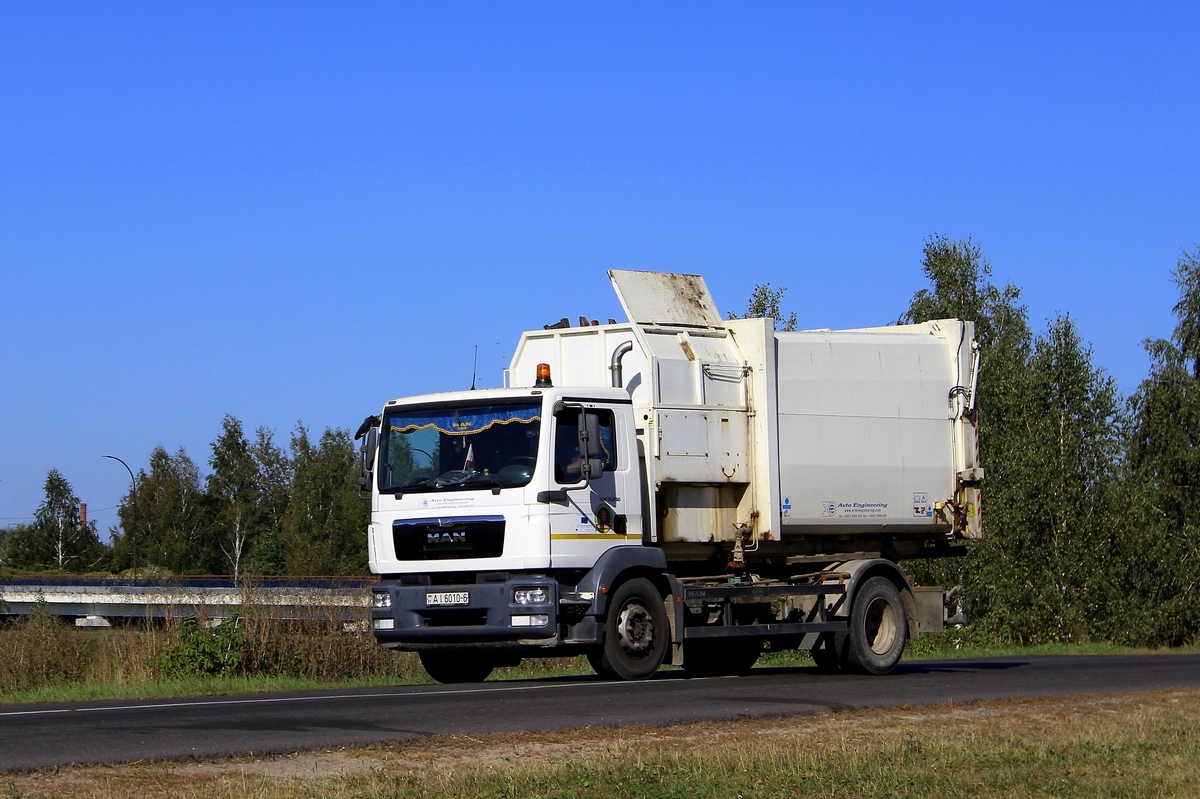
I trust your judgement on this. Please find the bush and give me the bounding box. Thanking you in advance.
[0,599,428,698]
[155,616,248,678]
[0,602,93,691]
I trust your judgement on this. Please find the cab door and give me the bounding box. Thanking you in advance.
[547,403,642,568]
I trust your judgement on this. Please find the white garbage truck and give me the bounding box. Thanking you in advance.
[359,270,982,682]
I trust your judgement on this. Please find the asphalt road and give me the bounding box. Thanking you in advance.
[3,654,1199,772]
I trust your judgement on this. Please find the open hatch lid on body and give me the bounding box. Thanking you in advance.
[608,270,724,330]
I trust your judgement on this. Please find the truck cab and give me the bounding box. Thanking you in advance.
[365,381,664,682]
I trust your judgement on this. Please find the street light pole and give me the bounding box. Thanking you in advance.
[102,455,138,579]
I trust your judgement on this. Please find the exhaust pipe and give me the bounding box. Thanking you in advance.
[609,341,634,388]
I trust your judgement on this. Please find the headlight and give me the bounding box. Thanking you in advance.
[513,587,550,605]
[511,614,549,627]
[373,592,392,609]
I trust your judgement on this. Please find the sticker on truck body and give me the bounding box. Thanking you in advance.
[420,497,476,509]
[819,501,890,519]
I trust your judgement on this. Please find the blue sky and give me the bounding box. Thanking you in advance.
[2,3,1198,536]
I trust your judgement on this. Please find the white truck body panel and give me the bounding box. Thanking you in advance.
[775,321,977,535]
[506,270,980,546]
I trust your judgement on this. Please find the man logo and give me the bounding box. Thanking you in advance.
[426,530,467,545]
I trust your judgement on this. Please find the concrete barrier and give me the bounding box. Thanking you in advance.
[0,576,373,626]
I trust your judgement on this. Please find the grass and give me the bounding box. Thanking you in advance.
[6,689,1200,798]
[902,629,1200,659]
[0,674,402,706]
[0,655,606,705]
[3,607,1197,707]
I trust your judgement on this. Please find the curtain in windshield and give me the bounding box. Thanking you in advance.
[380,402,541,492]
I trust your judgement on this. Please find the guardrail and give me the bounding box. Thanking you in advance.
[0,576,373,627]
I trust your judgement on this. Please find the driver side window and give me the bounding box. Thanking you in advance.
[554,408,616,483]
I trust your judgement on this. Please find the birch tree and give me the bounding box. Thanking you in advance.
[207,415,260,578]
[7,470,106,571]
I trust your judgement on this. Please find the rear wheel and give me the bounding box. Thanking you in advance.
[684,638,762,677]
[844,577,907,675]
[419,651,496,684]
[809,633,844,673]
[596,578,669,680]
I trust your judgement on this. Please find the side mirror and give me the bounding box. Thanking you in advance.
[357,425,379,495]
[577,412,604,482]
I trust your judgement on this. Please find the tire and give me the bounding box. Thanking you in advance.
[844,576,907,675]
[586,648,614,677]
[597,578,669,680]
[419,651,496,684]
[684,638,762,677]
[809,633,844,674]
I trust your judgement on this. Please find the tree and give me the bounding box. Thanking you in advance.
[114,447,207,574]
[5,470,106,571]
[901,238,1194,646]
[978,316,1123,643]
[1171,247,1200,376]
[1128,248,1200,523]
[0,525,13,566]
[897,235,1035,638]
[1123,246,1200,644]
[206,415,260,578]
[282,425,369,575]
[728,283,798,331]
[899,235,1030,356]
[248,425,292,575]
[1,523,33,570]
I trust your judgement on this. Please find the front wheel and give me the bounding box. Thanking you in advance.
[419,651,495,684]
[586,648,614,678]
[844,577,908,675]
[596,578,669,680]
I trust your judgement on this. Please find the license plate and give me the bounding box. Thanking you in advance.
[426,591,470,607]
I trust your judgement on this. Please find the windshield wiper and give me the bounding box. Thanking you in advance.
[383,476,433,496]
[430,471,510,493]
[466,475,507,493]
[432,470,473,488]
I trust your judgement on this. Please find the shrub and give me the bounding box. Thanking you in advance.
[155,616,248,677]
[0,601,93,691]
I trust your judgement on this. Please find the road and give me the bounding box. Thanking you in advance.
[3,654,1199,772]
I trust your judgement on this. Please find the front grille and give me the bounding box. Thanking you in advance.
[394,516,505,560]
[560,602,590,625]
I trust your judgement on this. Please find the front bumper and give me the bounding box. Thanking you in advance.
[371,576,562,648]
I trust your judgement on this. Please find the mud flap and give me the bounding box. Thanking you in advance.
[667,579,685,666]
[912,586,945,635]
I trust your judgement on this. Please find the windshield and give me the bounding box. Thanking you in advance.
[378,400,542,493]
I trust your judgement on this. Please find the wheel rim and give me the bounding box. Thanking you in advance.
[864,596,898,655]
[616,601,654,656]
